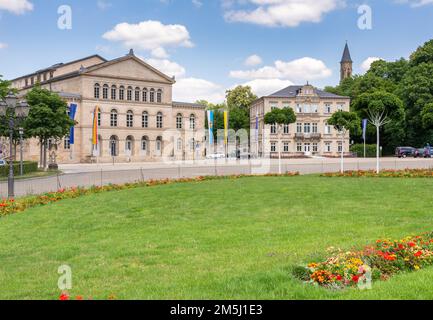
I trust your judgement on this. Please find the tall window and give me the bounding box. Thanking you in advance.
[296,104,302,113]
[190,114,196,130]
[135,87,140,101]
[297,123,302,133]
[177,138,183,151]
[142,111,148,128]
[312,143,318,153]
[312,123,318,133]
[325,142,332,152]
[297,143,303,152]
[141,137,148,152]
[325,104,332,114]
[337,104,344,111]
[110,109,118,127]
[102,84,109,99]
[304,123,311,134]
[176,114,183,129]
[97,110,101,126]
[271,124,277,134]
[119,86,125,100]
[127,86,133,101]
[283,142,289,152]
[190,138,195,152]
[157,89,162,103]
[142,88,148,102]
[64,136,71,150]
[94,83,100,99]
[126,110,134,128]
[271,142,276,152]
[338,142,343,153]
[283,124,289,134]
[111,85,117,100]
[157,112,163,128]
[150,89,155,103]
[325,123,332,135]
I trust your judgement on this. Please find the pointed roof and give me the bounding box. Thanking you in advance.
[341,42,352,63]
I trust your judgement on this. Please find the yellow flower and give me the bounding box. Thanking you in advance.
[415,265,420,270]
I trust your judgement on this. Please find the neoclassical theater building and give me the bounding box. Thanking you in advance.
[11,50,206,163]
[250,44,353,158]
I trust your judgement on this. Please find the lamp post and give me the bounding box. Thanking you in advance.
[19,127,24,176]
[0,92,30,199]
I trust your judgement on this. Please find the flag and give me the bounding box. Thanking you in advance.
[223,111,229,145]
[362,119,368,141]
[69,104,77,145]
[92,106,99,146]
[207,110,214,146]
[255,110,259,141]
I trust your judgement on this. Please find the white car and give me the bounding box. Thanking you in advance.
[206,153,226,160]
[0,159,6,166]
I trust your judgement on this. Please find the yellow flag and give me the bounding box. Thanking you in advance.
[224,111,229,145]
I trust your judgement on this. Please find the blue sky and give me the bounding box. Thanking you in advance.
[0,0,433,102]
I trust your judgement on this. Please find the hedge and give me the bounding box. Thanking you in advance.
[0,161,39,177]
[350,144,379,158]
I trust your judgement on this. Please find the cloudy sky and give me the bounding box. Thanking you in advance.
[0,0,432,103]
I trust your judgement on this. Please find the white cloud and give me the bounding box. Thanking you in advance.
[151,47,169,59]
[361,57,382,72]
[0,0,33,14]
[224,0,345,27]
[0,42,8,49]
[396,0,433,7]
[244,54,262,67]
[237,78,293,97]
[145,58,186,78]
[230,57,332,83]
[97,0,112,10]
[173,77,225,103]
[192,0,203,7]
[103,20,193,58]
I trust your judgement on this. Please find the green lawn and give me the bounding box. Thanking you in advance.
[1,175,433,300]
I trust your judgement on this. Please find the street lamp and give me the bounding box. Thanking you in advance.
[19,127,24,176]
[0,92,30,199]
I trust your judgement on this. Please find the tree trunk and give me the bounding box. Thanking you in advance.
[43,140,47,170]
[376,126,380,174]
[340,131,345,174]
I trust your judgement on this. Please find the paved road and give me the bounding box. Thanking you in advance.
[1,157,432,198]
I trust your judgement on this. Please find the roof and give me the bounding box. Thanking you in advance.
[12,55,107,81]
[341,43,353,63]
[172,101,206,109]
[267,85,350,99]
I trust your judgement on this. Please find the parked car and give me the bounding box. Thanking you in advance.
[395,147,415,158]
[0,159,6,166]
[206,153,226,160]
[424,147,433,158]
[414,148,425,158]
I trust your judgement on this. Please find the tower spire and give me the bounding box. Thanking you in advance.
[340,42,353,83]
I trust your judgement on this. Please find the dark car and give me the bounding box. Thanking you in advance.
[395,147,415,158]
[424,147,433,158]
[414,148,425,158]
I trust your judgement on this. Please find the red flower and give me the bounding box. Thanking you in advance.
[398,244,404,250]
[59,293,70,301]
[414,251,423,257]
[336,275,342,281]
[76,295,84,300]
[352,275,360,283]
[408,242,416,248]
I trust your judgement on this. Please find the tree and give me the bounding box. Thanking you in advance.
[0,75,12,99]
[328,111,360,173]
[421,103,433,129]
[25,86,75,169]
[226,85,257,111]
[264,107,296,174]
[410,39,433,66]
[353,91,405,173]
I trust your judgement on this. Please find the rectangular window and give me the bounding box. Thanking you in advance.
[135,90,140,102]
[297,143,303,152]
[313,143,318,153]
[325,142,331,153]
[296,104,302,113]
[64,136,71,150]
[283,124,289,134]
[98,112,101,126]
[142,113,148,128]
[271,124,277,134]
[119,88,124,100]
[338,142,343,153]
[283,142,289,152]
[325,104,332,114]
[111,87,116,100]
[271,142,276,152]
[312,123,318,133]
[337,104,344,111]
[297,123,302,133]
[325,124,332,135]
[303,104,310,113]
[304,123,311,134]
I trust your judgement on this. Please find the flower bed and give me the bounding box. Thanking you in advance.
[0,172,299,218]
[293,232,433,290]
[322,169,433,178]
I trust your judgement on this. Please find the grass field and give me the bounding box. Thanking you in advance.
[1,175,433,300]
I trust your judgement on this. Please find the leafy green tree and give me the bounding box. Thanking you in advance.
[421,103,433,129]
[0,75,12,99]
[410,39,433,66]
[25,86,75,169]
[328,111,360,173]
[264,107,296,174]
[226,85,257,111]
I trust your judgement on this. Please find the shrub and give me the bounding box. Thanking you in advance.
[350,144,378,158]
[0,161,38,177]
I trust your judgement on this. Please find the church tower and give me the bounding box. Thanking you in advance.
[340,42,353,83]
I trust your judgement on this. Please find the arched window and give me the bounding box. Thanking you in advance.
[126,110,134,128]
[94,83,100,99]
[110,109,118,127]
[111,85,117,100]
[157,89,163,103]
[156,136,163,154]
[150,89,155,103]
[102,84,109,99]
[64,136,71,150]
[190,114,196,130]
[156,112,163,128]
[142,111,148,128]
[135,87,140,102]
[142,88,148,102]
[110,135,118,156]
[119,86,125,100]
[189,138,196,152]
[141,136,149,152]
[176,113,183,129]
[127,86,133,101]
[177,138,183,151]
[125,136,134,155]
